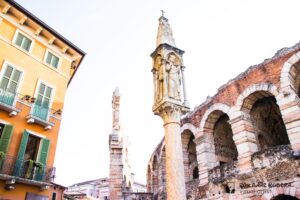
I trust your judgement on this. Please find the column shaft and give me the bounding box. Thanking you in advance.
[164,121,187,200]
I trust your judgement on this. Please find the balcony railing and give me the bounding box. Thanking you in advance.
[0,88,20,116]
[32,103,50,121]
[0,155,55,184]
[27,102,55,130]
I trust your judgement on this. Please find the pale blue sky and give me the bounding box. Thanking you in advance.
[15,0,300,186]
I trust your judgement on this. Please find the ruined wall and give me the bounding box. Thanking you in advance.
[147,43,300,200]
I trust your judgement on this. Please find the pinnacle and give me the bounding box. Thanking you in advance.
[156,15,176,47]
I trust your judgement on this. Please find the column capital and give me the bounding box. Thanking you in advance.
[154,101,189,125]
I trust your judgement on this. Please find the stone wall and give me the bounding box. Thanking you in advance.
[147,42,300,200]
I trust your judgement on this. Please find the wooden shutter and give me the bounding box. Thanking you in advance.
[13,130,29,177]
[35,138,50,181]
[0,124,14,170]
[38,138,50,165]
[0,124,14,153]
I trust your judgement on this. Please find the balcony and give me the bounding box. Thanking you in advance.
[26,103,55,130]
[0,89,20,116]
[0,155,55,190]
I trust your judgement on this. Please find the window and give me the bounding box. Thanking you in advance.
[0,64,22,94]
[14,32,32,52]
[33,82,53,120]
[45,51,59,68]
[36,83,53,108]
[24,135,40,161]
[14,130,50,181]
[52,192,56,200]
[25,192,48,200]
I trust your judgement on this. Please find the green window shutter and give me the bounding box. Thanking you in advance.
[35,138,50,182]
[0,124,14,153]
[13,130,29,177]
[38,138,50,165]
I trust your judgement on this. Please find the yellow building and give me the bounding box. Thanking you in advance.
[0,0,85,199]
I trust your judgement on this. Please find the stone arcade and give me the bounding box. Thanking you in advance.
[146,15,300,200]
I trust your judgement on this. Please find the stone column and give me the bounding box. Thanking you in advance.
[158,103,187,200]
[109,135,123,200]
[229,114,258,173]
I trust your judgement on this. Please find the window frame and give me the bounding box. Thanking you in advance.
[34,79,55,107]
[25,129,46,162]
[0,61,24,105]
[32,79,55,118]
[12,30,34,53]
[44,49,61,70]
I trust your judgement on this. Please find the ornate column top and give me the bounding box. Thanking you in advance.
[156,15,176,47]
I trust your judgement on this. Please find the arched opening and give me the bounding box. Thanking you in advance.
[271,194,299,200]
[213,113,238,165]
[193,166,199,179]
[152,156,159,194]
[181,130,198,181]
[250,95,290,149]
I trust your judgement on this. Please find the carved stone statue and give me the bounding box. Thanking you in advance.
[112,87,120,131]
[166,53,181,101]
[155,56,166,102]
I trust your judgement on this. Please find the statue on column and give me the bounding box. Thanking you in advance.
[166,53,181,101]
[154,53,182,104]
[112,87,120,131]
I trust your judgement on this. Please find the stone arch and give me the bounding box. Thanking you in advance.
[236,83,279,114]
[271,195,299,200]
[280,52,300,94]
[181,123,197,136]
[199,103,232,135]
[279,52,300,151]
[263,191,300,200]
[181,129,198,182]
[199,103,237,165]
[241,90,290,149]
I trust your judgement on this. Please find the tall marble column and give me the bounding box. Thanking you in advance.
[151,15,190,200]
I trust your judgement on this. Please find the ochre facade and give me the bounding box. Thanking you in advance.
[0,0,84,199]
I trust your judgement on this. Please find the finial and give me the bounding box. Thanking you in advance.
[161,10,165,17]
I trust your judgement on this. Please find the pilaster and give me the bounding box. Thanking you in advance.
[229,113,258,173]
[278,91,300,151]
[194,134,217,186]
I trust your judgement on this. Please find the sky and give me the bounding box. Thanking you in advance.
[14,0,300,186]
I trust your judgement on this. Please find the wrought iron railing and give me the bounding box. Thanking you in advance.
[32,103,51,121]
[0,88,17,106]
[0,155,55,183]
